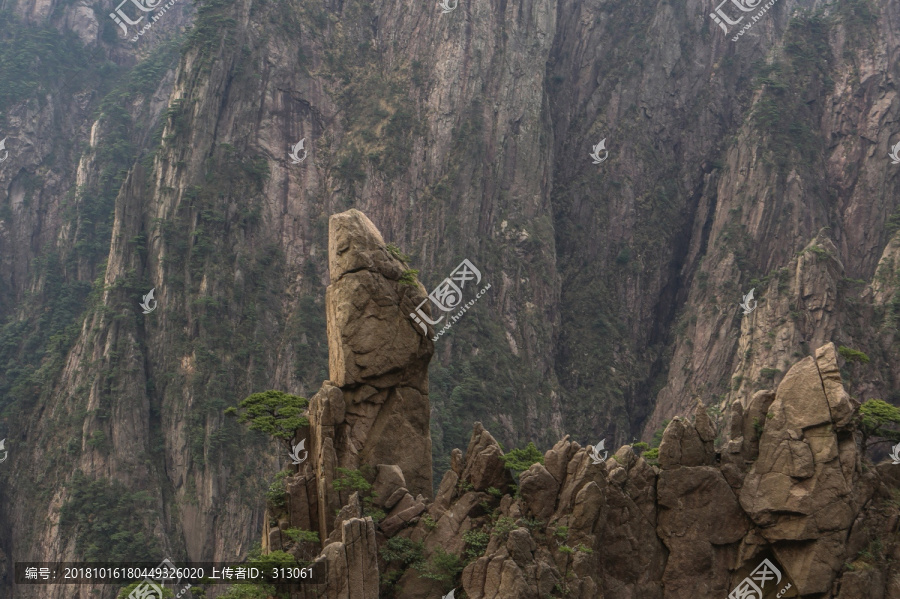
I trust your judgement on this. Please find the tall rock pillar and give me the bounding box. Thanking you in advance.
[309,209,434,541]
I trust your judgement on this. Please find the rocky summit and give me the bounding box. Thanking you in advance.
[264,211,900,599]
[2,0,900,594]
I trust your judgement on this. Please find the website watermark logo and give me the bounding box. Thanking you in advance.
[442,589,456,599]
[289,438,308,465]
[0,439,7,464]
[728,558,790,599]
[0,137,8,163]
[710,0,780,41]
[740,288,757,315]
[110,0,181,42]
[409,259,490,342]
[889,141,900,165]
[438,0,457,13]
[590,138,608,164]
[589,440,608,465]
[890,443,900,465]
[289,139,308,164]
[128,558,191,599]
[140,288,158,314]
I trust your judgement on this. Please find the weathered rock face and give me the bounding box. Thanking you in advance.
[3,151,897,599]
[459,423,515,495]
[658,466,749,596]
[5,0,900,593]
[739,343,861,595]
[658,416,715,469]
[268,210,435,563]
[326,210,432,392]
[290,342,900,599]
[315,210,433,518]
[297,516,380,599]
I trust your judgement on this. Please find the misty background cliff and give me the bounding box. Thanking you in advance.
[0,0,899,590]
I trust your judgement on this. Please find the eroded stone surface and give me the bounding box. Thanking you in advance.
[273,244,898,599]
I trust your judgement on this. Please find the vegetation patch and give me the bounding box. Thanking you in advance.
[60,472,160,561]
[859,399,900,448]
[500,442,544,478]
[332,467,385,522]
[225,389,309,450]
[838,345,870,364]
[750,13,833,177]
[413,547,461,584]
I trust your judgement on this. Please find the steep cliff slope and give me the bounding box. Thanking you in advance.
[263,209,900,599]
[1,0,899,593]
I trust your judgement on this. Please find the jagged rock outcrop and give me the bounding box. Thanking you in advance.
[284,335,899,599]
[739,343,861,595]
[265,209,436,595]
[308,209,434,541]
[300,516,380,599]
[5,0,900,594]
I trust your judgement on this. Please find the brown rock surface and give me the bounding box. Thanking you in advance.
[305,210,434,541]
[658,416,714,469]
[12,0,900,590]
[275,271,900,599]
[815,343,857,428]
[326,209,432,391]
[373,464,407,508]
[658,466,750,596]
[519,462,560,520]
[460,422,515,493]
[308,517,379,599]
[543,436,579,484]
[739,343,861,595]
[741,390,777,462]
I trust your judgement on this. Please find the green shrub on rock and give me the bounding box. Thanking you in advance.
[500,442,544,476]
[859,399,900,448]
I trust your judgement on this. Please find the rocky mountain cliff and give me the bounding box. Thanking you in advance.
[1,0,900,594]
[265,210,900,599]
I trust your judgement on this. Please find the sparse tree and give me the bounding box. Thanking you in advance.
[500,442,544,477]
[858,399,900,449]
[225,390,308,450]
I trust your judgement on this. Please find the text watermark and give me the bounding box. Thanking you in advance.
[409,259,490,341]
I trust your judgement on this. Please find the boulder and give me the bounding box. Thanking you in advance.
[658,467,749,597]
[327,492,363,545]
[544,436,578,485]
[372,464,406,508]
[431,469,459,517]
[554,446,605,519]
[815,342,856,428]
[380,493,427,537]
[740,344,859,595]
[262,472,319,554]
[317,517,379,599]
[740,390,776,462]
[727,400,744,441]
[383,487,409,511]
[424,491,490,556]
[658,417,713,469]
[460,423,515,492]
[328,208,403,282]
[506,528,537,565]
[287,339,897,599]
[303,210,435,541]
[519,463,560,520]
[451,448,464,475]
[326,209,432,391]
[569,481,604,535]
[694,408,717,443]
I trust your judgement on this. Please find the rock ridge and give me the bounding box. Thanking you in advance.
[266,211,900,599]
